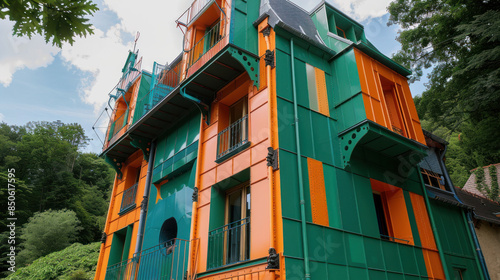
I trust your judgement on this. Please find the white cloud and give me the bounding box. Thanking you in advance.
[0,20,59,87]
[0,112,4,122]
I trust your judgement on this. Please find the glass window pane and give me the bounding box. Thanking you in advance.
[306,64,319,111]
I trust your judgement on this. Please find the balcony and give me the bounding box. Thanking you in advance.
[108,111,128,142]
[186,19,225,70]
[133,61,181,124]
[207,217,250,270]
[177,0,217,27]
[216,115,249,163]
[117,59,142,95]
[105,238,190,280]
[119,183,138,215]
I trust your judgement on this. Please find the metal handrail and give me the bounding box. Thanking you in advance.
[380,234,410,244]
[177,0,215,27]
[105,238,190,280]
[216,115,249,160]
[207,217,250,269]
[108,111,128,141]
[120,183,138,213]
[186,19,225,69]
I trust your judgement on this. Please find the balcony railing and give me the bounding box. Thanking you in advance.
[108,111,128,141]
[186,19,225,69]
[105,238,190,280]
[207,217,250,270]
[117,57,143,95]
[177,0,215,26]
[133,63,180,123]
[216,115,249,161]
[119,183,138,214]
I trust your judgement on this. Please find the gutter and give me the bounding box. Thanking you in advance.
[290,37,311,280]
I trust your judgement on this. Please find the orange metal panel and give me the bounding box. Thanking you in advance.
[251,140,269,165]
[128,221,139,259]
[233,149,251,175]
[196,205,210,273]
[249,103,269,144]
[196,263,269,280]
[315,67,330,117]
[199,169,216,191]
[249,87,268,113]
[216,158,233,182]
[198,187,211,207]
[250,179,271,259]
[251,160,268,184]
[307,158,330,227]
[201,137,217,172]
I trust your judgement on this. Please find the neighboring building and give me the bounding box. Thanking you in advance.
[463,163,500,201]
[94,0,487,279]
[455,187,500,280]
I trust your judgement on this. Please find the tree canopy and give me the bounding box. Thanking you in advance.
[0,0,98,48]
[388,0,500,184]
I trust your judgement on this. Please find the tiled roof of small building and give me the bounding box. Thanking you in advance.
[455,187,500,225]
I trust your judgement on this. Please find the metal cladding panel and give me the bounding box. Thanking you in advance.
[381,241,403,273]
[276,49,293,101]
[293,58,310,108]
[363,237,385,270]
[352,174,379,238]
[323,229,347,265]
[297,107,315,159]
[276,98,296,153]
[323,165,342,229]
[279,150,301,220]
[282,219,304,259]
[327,263,349,279]
[311,112,334,165]
[335,168,361,233]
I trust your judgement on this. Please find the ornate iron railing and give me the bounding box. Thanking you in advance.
[207,217,250,270]
[186,19,225,69]
[119,183,138,214]
[216,115,249,160]
[105,238,190,280]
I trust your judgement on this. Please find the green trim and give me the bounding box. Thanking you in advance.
[339,120,427,169]
[228,47,260,88]
[215,141,251,164]
[121,225,134,262]
[197,257,267,278]
[130,135,152,161]
[461,210,486,280]
[104,155,124,179]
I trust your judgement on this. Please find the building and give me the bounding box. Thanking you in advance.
[94,0,487,279]
[463,164,500,202]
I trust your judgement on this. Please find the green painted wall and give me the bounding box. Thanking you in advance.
[230,0,259,55]
[132,73,152,124]
[274,30,482,279]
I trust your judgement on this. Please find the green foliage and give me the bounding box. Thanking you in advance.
[473,166,499,201]
[0,0,99,48]
[389,0,500,171]
[5,242,100,280]
[489,165,499,201]
[17,209,82,266]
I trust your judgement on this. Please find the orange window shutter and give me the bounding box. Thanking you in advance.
[307,158,329,227]
[315,67,330,117]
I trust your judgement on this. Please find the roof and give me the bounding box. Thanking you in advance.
[426,186,468,209]
[255,0,334,55]
[455,187,500,225]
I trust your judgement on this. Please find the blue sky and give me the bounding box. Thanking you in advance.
[0,0,428,154]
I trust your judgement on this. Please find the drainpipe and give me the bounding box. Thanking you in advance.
[438,147,489,279]
[417,167,451,280]
[180,88,210,123]
[290,38,311,280]
[134,140,156,255]
[462,210,489,280]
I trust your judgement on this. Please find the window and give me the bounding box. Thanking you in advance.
[119,166,140,214]
[216,97,249,161]
[380,75,408,137]
[208,183,250,269]
[370,179,414,245]
[108,225,134,266]
[421,168,446,191]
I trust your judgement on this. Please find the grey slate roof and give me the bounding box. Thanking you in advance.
[455,187,500,225]
[255,0,334,55]
[426,186,468,208]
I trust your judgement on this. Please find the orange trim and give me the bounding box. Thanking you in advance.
[410,193,445,279]
[315,67,330,117]
[307,158,329,227]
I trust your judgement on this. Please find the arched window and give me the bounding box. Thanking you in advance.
[159,217,178,244]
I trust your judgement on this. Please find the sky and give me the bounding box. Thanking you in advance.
[0,0,428,154]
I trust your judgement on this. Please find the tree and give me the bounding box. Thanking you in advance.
[388,0,500,171]
[17,209,82,266]
[0,0,98,48]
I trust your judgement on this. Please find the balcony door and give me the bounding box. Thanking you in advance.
[225,184,250,265]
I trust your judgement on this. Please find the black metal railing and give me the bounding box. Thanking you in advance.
[207,217,250,270]
[186,19,225,69]
[105,238,190,280]
[119,183,138,214]
[380,234,410,244]
[216,115,248,160]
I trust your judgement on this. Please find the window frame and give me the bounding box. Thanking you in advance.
[223,182,250,265]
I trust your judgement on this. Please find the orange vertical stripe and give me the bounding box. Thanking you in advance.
[307,158,329,227]
[410,193,445,279]
[315,67,330,117]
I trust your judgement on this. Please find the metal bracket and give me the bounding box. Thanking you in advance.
[339,122,370,170]
[130,135,152,161]
[104,155,124,179]
[261,26,271,37]
[266,147,279,171]
[192,187,199,202]
[266,248,280,270]
[101,232,107,243]
[264,50,275,68]
[228,47,260,88]
[140,196,148,211]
